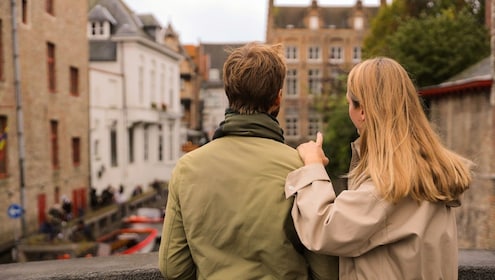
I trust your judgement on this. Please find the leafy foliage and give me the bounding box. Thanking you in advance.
[322,94,359,181]
[389,8,489,87]
[363,0,489,87]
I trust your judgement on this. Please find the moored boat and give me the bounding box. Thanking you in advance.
[122,207,164,238]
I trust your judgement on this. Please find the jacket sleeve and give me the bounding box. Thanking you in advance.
[304,249,339,280]
[158,164,196,279]
[285,164,389,257]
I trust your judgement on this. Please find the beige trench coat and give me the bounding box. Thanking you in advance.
[285,163,460,280]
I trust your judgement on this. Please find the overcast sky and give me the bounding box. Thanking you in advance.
[124,0,381,45]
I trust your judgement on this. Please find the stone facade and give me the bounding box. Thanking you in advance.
[0,0,89,249]
[265,0,379,147]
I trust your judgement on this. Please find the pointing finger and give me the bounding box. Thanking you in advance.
[316,132,323,147]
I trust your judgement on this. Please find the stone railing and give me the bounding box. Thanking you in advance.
[0,250,494,280]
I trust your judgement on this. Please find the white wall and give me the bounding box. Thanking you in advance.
[89,39,182,200]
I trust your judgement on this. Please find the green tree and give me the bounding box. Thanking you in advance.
[387,8,489,87]
[364,0,489,87]
[317,75,359,193]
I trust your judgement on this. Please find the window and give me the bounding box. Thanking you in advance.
[110,127,117,167]
[54,186,60,204]
[0,116,8,177]
[158,125,163,161]
[0,20,4,81]
[286,69,298,97]
[70,66,79,96]
[309,16,319,30]
[94,139,99,160]
[308,46,320,61]
[285,116,299,137]
[128,127,134,163]
[168,123,174,161]
[46,0,54,15]
[90,21,105,37]
[144,125,149,161]
[354,16,363,30]
[352,46,361,63]
[138,65,144,104]
[285,46,298,61]
[47,42,56,92]
[308,114,321,136]
[50,120,59,169]
[308,69,321,96]
[151,61,156,102]
[22,0,28,24]
[72,137,80,166]
[330,46,343,64]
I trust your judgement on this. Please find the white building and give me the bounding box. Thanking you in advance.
[88,0,183,199]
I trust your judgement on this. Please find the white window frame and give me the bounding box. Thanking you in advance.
[286,69,298,97]
[308,46,321,61]
[330,46,344,64]
[285,46,298,61]
[285,115,299,138]
[308,114,321,136]
[352,46,361,63]
[308,69,322,96]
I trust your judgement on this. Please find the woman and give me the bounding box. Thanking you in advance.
[285,57,472,279]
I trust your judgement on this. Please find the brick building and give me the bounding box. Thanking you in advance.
[266,0,379,147]
[0,0,89,252]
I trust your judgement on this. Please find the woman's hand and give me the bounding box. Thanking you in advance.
[297,132,329,166]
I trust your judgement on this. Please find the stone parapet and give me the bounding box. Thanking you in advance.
[0,250,494,280]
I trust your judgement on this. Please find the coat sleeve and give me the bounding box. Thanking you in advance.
[158,163,196,279]
[304,249,339,280]
[285,164,389,257]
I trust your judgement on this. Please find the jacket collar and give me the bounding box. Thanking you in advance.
[212,109,285,143]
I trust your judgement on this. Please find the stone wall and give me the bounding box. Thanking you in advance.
[0,251,494,280]
[427,89,495,249]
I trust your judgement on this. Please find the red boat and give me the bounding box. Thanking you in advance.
[96,227,158,256]
[122,208,164,238]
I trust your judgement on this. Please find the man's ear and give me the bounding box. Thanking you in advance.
[275,89,282,106]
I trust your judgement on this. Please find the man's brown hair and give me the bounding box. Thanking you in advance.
[223,42,286,114]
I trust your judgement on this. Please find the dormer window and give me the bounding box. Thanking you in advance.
[309,16,319,30]
[354,16,363,30]
[88,21,110,39]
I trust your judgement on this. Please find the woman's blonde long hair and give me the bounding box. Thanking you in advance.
[347,57,472,203]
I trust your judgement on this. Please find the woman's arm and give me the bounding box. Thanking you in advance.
[286,164,389,257]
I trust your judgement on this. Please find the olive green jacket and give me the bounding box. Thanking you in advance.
[159,112,338,279]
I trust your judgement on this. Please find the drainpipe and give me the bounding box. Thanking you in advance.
[10,0,27,237]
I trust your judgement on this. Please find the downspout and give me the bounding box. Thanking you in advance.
[10,0,27,237]
[119,41,129,187]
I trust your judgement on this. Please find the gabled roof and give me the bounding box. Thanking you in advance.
[419,57,492,96]
[88,0,152,39]
[202,43,245,72]
[272,3,379,29]
[138,14,161,27]
[88,0,181,61]
[88,4,117,24]
[201,43,246,88]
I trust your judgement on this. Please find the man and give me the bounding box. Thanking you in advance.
[158,42,338,279]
